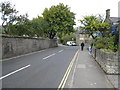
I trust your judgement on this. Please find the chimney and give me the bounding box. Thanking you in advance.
[106,9,110,19]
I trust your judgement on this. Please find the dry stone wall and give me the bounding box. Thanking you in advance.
[1,35,58,59]
[92,48,119,74]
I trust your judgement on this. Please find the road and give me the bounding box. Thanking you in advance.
[2,45,79,88]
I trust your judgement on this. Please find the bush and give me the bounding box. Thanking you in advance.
[93,36,118,52]
[101,49,113,53]
[107,36,118,52]
[0,29,3,34]
[95,43,105,49]
[108,44,118,52]
[94,37,108,49]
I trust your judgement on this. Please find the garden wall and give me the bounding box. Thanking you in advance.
[1,35,58,60]
[92,48,119,74]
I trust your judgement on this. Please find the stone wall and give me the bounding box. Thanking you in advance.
[1,35,58,59]
[92,48,119,74]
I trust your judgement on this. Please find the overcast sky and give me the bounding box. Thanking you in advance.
[0,0,120,26]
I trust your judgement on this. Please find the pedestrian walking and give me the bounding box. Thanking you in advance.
[89,45,92,53]
[81,42,85,51]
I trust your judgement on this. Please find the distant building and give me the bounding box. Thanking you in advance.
[105,9,120,34]
[76,9,120,46]
[76,27,92,45]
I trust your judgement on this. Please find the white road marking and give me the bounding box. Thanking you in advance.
[0,64,31,80]
[58,50,64,53]
[70,50,79,88]
[58,50,79,89]
[43,53,56,60]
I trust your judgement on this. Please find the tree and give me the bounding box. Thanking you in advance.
[8,14,31,36]
[42,3,76,39]
[80,15,110,39]
[80,16,97,39]
[60,32,76,45]
[81,15,118,52]
[0,1,18,34]
[30,16,49,37]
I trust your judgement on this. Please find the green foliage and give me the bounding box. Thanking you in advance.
[93,36,118,52]
[1,2,75,39]
[29,16,49,37]
[80,15,118,52]
[95,43,105,49]
[80,15,110,39]
[80,16,98,39]
[7,14,31,36]
[8,16,49,37]
[0,1,18,34]
[0,1,48,37]
[8,22,34,37]
[101,49,114,53]
[42,3,76,39]
[107,35,118,52]
[59,33,76,45]
[0,27,4,34]
[94,37,107,49]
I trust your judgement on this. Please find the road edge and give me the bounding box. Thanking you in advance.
[57,49,79,90]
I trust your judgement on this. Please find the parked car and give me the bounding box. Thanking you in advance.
[66,41,77,46]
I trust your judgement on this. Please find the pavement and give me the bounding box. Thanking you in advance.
[65,47,118,89]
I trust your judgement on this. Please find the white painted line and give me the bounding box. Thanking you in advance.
[70,50,79,88]
[43,53,56,60]
[1,50,46,62]
[57,50,79,89]
[58,50,64,53]
[0,64,31,80]
[61,50,79,89]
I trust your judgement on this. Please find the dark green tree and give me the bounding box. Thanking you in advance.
[42,3,76,39]
[30,16,49,37]
[0,1,18,34]
[80,15,110,39]
[8,14,31,36]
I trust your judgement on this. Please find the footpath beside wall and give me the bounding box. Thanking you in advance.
[92,48,119,74]
[1,35,58,60]
[91,48,119,88]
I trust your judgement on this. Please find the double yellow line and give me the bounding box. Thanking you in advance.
[57,50,79,90]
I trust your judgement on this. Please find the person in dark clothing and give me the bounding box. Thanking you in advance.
[81,42,85,51]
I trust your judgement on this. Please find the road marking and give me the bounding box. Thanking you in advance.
[70,50,79,88]
[57,50,79,90]
[43,53,56,60]
[0,64,31,80]
[58,50,64,53]
[1,50,46,62]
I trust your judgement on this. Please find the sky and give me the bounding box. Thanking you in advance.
[0,0,120,27]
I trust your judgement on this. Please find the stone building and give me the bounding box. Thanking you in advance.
[105,9,120,33]
[76,27,92,46]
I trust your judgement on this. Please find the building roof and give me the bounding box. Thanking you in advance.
[109,17,120,23]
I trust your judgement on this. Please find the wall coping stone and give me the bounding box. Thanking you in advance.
[0,34,57,40]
